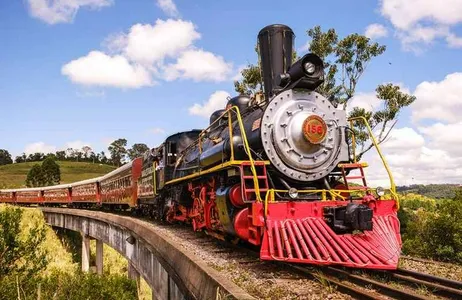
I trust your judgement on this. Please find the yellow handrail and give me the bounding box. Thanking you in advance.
[229,106,262,202]
[263,187,397,216]
[348,116,397,197]
[190,105,263,202]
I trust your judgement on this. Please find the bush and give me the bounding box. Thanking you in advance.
[401,198,462,263]
[0,205,138,299]
[0,270,137,300]
[0,205,48,277]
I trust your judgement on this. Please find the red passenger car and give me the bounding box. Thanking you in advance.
[99,158,142,207]
[42,184,71,205]
[0,190,14,203]
[15,188,42,204]
[70,178,100,205]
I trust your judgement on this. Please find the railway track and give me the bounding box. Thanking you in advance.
[287,264,462,299]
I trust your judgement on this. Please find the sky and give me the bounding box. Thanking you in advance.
[1,0,462,186]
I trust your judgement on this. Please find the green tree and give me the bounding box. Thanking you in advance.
[127,143,149,160]
[0,206,48,277]
[14,153,27,163]
[55,150,66,160]
[82,146,93,161]
[108,138,128,167]
[234,26,415,158]
[99,151,108,164]
[41,157,61,186]
[0,149,13,165]
[25,164,45,187]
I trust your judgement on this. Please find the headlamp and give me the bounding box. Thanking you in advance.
[288,187,298,199]
[304,62,316,75]
[376,186,385,197]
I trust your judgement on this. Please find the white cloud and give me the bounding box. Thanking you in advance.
[189,91,230,118]
[119,19,201,66]
[347,92,382,114]
[232,65,246,81]
[156,0,179,17]
[362,126,462,187]
[446,33,462,48]
[365,23,388,39]
[61,51,153,88]
[63,18,233,87]
[380,0,462,30]
[411,72,462,123]
[379,0,462,51]
[164,49,232,82]
[24,142,57,155]
[151,127,166,134]
[27,0,113,24]
[381,127,425,151]
[418,122,462,156]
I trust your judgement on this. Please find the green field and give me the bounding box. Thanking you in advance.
[0,161,116,188]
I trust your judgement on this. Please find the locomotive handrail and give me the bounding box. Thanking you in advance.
[348,116,397,199]
[227,106,262,202]
[172,105,263,202]
[263,187,396,216]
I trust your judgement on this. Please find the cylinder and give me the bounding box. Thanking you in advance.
[258,24,294,100]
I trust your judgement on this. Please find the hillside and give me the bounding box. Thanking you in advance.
[397,184,461,199]
[0,161,116,188]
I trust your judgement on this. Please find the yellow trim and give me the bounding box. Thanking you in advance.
[165,106,264,202]
[338,162,369,168]
[263,187,397,216]
[152,162,157,196]
[228,110,234,160]
[165,160,270,186]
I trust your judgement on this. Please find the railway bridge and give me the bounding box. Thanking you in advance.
[40,207,254,300]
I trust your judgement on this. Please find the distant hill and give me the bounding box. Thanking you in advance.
[0,161,116,189]
[397,184,461,199]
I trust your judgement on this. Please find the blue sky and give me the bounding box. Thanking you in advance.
[1,0,462,185]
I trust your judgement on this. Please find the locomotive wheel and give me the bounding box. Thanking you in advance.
[191,197,206,231]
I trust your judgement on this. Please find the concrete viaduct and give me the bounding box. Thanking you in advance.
[40,208,254,300]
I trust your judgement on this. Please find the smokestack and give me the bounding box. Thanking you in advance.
[257,24,294,100]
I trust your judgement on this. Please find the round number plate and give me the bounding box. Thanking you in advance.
[302,115,327,144]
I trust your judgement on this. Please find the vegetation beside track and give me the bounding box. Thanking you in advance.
[0,204,150,300]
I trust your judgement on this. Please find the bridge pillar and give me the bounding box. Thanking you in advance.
[96,239,103,275]
[128,262,140,293]
[81,233,90,272]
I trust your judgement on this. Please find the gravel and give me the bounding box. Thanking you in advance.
[149,223,352,300]
[399,256,462,282]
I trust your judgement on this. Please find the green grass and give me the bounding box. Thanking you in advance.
[0,161,116,188]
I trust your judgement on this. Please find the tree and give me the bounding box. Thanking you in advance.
[98,151,108,164]
[234,26,415,158]
[41,157,61,186]
[25,164,44,187]
[0,149,13,165]
[55,150,66,160]
[82,146,93,161]
[127,143,149,160]
[108,138,127,166]
[27,152,44,162]
[15,153,27,163]
[0,206,47,277]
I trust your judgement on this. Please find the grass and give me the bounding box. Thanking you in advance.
[0,161,116,188]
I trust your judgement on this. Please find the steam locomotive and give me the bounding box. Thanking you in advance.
[0,24,402,269]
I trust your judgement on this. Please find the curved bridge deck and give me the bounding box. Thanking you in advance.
[40,207,254,300]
